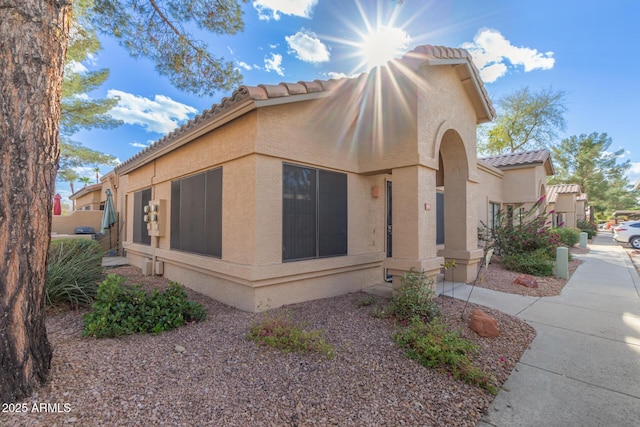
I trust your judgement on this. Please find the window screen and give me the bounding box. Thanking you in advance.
[283,164,347,261]
[170,168,222,258]
[133,188,151,245]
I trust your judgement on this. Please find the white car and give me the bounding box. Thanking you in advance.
[613,221,640,249]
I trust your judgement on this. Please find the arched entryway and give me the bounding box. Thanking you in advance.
[435,129,483,282]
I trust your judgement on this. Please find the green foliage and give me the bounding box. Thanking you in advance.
[481,86,567,155]
[577,219,597,238]
[552,227,581,247]
[388,270,440,322]
[83,275,206,338]
[480,198,561,259]
[501,248,554,277]
[89,0,246,96]
[57,0,121,190]
[356,295,377,308]
[393,318,497,394]
[46,238,103,306]
[549,132,636,215]
[247,313,334,358]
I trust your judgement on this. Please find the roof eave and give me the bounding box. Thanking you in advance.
[116,99,256,176]
[253,90,333,108]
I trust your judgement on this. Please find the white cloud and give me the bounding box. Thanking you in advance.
[107,90,198,134]
[286,29,330,63]
[264,53,285,76]
[236,60,256,71]
[253,0,317,21]
[130,142,148,148]
[326,71,359,80]
[461,29,555,83]
[65,60,88,74]
[627,162,640,186]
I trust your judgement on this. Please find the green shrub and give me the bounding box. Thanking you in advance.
[388,270,440,322]
[83,274,206,338]
[46,238,103,306]
[552,227,580,247]
[576,219,596,239]
[501,248,554,277]
[479,197,561,259]
[247,313,334,358]
[393,318,497,393]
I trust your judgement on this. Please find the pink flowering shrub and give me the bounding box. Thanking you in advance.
[479,196,561,276]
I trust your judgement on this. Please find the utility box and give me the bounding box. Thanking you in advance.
[142,259,153,276]
[155,261,164,275]
[145,199,166,237]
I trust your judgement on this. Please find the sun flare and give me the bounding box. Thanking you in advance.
[359,25,412,69]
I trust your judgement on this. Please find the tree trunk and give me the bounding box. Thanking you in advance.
[0,0,72,402]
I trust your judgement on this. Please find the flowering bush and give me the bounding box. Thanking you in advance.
[479,196,561,275]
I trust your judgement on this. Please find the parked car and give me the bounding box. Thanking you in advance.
[613,221,640,249]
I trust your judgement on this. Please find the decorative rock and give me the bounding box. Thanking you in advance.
[469,309,500,337]
[513,274,539,288]
[174,345,186,353]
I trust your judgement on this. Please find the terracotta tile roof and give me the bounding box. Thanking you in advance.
[546,184,583,203]
[69,183,102,199]
[480,149,551,169]
[116,44,494,174]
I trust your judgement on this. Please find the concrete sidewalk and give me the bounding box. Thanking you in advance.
[441,235,640,426]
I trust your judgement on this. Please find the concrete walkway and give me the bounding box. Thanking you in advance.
[102,256,128,267]
[442,235,640,426]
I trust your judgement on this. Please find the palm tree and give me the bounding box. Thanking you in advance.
[58,169,79,195]
[79,176,91,188]
[93,167,100,184]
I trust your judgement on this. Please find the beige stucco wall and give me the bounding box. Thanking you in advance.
[118,60,493,311]
[476,163,504,227]
[502,167,545,204]
[51,210,103,234]
[73,188,102,210]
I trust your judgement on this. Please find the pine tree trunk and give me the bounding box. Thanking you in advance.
[0,0,72,402]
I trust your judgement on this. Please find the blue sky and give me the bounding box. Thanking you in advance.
[64,0,640,202]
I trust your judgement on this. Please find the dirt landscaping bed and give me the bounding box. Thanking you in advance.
[4,265,537,427]
[473,246,589,297]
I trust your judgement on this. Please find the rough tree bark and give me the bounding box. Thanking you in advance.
[0,0,72,402]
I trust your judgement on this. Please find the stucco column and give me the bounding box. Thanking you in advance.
[437,177,483,283]
[384,165,443,291]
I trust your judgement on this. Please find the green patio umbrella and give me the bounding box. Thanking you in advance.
[101,189,117,249]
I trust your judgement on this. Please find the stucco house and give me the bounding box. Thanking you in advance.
[546,184,588,228]
[108,45,499,311]
[70,183,103,211]
[476,150,554,229]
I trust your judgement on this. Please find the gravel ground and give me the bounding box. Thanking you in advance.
[3,264,541,427]
[474,246,588,297]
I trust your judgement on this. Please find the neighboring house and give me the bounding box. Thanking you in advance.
[70,183,103,211]
[546,184,587,228]
[109,45,496,312]
[477,149,554,229]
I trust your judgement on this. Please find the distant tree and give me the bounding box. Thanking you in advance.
[79,176,92,188]
[58,169,80,195]
[1,0,246,403]
[481,86,567,155]
[549,132,636,215]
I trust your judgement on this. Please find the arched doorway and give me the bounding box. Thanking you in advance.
[436,129,483,282]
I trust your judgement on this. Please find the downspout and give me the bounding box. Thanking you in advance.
[151,160,159,275]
